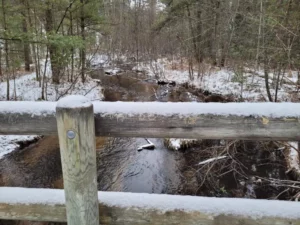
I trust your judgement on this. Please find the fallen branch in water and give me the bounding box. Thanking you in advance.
[198,156,228,165]
[137,139,155,151]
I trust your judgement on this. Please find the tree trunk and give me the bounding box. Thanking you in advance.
[30,4,41,84]
[0,47,2,77]
[196,2,203,63]
[4,39,9,100]
[41,48,49,100]
[45,0,60,84]
[255,0,263,71]
[2,0,10,100]
[70,10,74,82]
[134,0,140,66]
[262,0,272,102]
[213,0,220,66]
[264,52,273,102]
[186,5,198,63]
[274,65,282,102]
[80,0,86,83]
[22,0,31,72]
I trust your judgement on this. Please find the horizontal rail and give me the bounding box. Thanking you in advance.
[1,102,300,140]
[1,187,300,225]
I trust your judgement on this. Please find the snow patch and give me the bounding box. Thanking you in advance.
[57,95,91,108]
[93,102,300,118]
[88,54,109,68]
[0,69,102,102]
[164,138,198,151]
[153,59,294,102]
[0,101,56,116]
[287,142,300,173]
[169,139,181,150]
[105,68,121,75]
[0,135,38,159]
[2,101,300,120]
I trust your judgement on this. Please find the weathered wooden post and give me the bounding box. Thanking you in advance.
[56,95,99,225]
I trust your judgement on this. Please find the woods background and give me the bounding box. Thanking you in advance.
[0,0,300,101]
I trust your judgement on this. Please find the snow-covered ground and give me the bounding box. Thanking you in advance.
[164,66,295,102]
[129,0,166,12]
[0,61,103,159]
[0,73,102,102]
[131,58,296,102]
[287,142,300,176]
[0,136,39,159]
[164,138,200,151]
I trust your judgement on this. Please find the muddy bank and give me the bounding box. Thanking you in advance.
[0,136,62,188]
[91,69,233,103]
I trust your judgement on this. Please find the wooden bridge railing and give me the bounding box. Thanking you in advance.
[1,95,300,225]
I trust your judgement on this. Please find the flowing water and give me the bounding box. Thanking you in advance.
[97,138,182,194]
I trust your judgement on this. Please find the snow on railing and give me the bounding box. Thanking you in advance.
[1,187,300,224]
[1,100,300,140]
[2,101,300,117]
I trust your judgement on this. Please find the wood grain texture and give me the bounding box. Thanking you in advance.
[0,112,57,135]
[1,110,300,140]
[0,203,66,222]
[56,101,99,225]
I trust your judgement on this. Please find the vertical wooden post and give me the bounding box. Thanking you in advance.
[56,95,99,225]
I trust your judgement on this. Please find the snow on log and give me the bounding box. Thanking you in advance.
[1,187,300,224]
[137,139,155,151]
[164,138,200,150]
[1,100,300,140]
[285,142,300,179]
[93,102,300,118]
[2,101,300,118]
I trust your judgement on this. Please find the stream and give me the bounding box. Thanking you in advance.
[97,138,182,194]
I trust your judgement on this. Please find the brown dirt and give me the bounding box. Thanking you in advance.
[101,74,158,102]
[204,94,227,102]
[0,136,108,188]
[96,137,109,151]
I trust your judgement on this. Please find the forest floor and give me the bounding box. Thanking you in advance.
[161,59,298,102]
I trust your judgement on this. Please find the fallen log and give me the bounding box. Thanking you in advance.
[137,139,155,151]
